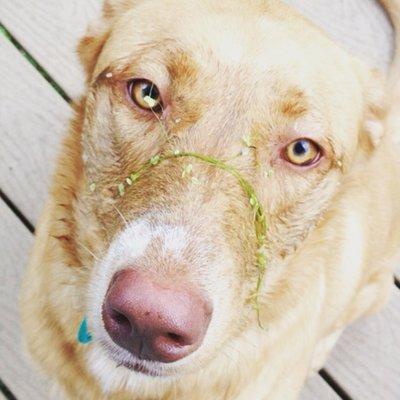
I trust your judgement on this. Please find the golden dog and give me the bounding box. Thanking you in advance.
[21,0,400,399]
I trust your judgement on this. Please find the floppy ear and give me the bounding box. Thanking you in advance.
[102,0,137,17]
[358,68,387,150]
[77,20,110,79]
[77,0,136,80]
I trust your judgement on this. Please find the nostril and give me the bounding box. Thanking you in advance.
[164,331,195,347]
[166,332,185,345]
[110,309,132,332]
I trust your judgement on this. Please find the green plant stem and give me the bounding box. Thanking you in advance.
[126,151,268,326]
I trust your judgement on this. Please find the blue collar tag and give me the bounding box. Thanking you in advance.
[77,317,93,344]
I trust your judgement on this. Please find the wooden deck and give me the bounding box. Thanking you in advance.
[0,1,399,399]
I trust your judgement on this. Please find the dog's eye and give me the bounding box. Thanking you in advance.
[284,139,321,166]
[127,79,163,112]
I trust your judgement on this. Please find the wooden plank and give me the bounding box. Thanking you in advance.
[325,287,400,400]
[283,0,394,70]
[0,36,71,225]
[0,200,50,399]
[0,0,101,99]
[300,374,340,400]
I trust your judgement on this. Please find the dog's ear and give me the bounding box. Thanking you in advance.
[103,0,137,18]
[358,68,387,151]
[77,0,136,80]
[77,20,110,79]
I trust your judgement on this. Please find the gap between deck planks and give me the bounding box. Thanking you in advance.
[0,0,102,100]
[2,0,398,400]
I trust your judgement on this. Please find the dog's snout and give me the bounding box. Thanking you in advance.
[102,269,212,363]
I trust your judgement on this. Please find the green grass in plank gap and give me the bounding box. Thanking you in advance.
[0,22,71,103]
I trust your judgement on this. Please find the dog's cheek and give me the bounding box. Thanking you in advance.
[82,87,122,180]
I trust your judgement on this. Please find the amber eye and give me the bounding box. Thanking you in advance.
[127,79,163,112]
[284,139,321,166]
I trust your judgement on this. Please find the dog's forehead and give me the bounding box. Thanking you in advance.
[100,0,361,92]
[101,0,326,71]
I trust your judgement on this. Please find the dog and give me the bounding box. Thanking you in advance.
[21,0,400,399]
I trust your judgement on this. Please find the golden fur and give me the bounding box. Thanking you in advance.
[21,0,400,399]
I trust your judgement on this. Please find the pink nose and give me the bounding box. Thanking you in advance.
[102,269,212,363]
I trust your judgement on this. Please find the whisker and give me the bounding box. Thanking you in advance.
[76,239,100,261]
[112,204,129,227]
[151,104,171,143]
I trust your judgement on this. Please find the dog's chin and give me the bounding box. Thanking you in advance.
[101,340,182,379]
[118,360,161,377]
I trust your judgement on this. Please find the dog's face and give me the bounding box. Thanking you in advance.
[75,0,384,391]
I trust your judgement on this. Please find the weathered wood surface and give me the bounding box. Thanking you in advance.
[0,0,102,99]
[284,0,394,70]
[300,374,340,400]
[0,201,50,399]
[0,36,71,226]
[325,288,400,400]
[0,1,399,399]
